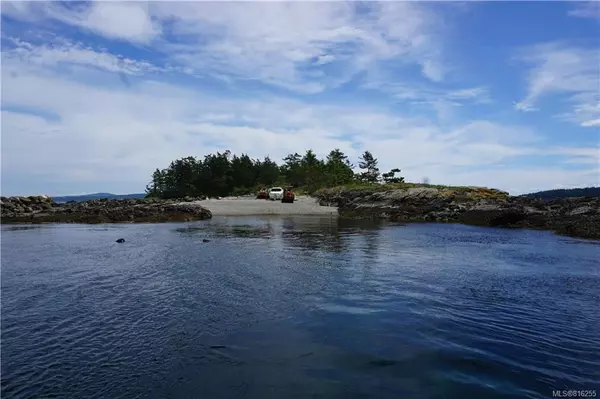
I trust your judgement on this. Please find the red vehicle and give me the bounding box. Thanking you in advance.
[256,189,268,200]
[281,188,295,203]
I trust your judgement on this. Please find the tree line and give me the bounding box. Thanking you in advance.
[523,187,600,200]
[145,149,404,199]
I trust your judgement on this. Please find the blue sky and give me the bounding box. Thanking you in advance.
[1,1,598,196]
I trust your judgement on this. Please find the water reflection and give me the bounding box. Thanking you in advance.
[171,216,388,255]
[278,216,386,255]
[2,225,45,231]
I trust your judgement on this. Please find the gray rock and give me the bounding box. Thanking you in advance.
[314,187,600,239]
[1,196,212,224]
[568,206,593,216]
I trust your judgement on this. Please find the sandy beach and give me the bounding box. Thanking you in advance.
[189,196,338,216]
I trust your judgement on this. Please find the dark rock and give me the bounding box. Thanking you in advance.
[459,203,528,227]
[314,187,600,239]
[1,197,213,224]
[116,238,125,243]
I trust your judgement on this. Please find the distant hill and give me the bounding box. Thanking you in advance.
[522,187,600,200]
[52,193,146,203]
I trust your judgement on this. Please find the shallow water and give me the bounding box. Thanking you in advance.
[2,217,599,398]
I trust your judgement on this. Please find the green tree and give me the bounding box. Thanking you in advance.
[147,147,403,199]
[301,149,325,193]
[324,149,354,186]
[357,151,380,183]
[280,152,304,187]
[229,153,258,193]
[201,151,232,197]
[146,168,166,197]
[256,156,280,186]
[382,168,404,184]
[164,156,199,198]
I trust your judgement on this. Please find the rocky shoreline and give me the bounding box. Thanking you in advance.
[314,186,600,239]
[2,188,599,239]
[0,196,212,224]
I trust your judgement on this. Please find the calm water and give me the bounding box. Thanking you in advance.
[1,217,599,399]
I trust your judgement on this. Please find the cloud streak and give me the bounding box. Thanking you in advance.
[514,42,600,128]
[568,1,600,20]
[2,37,162,75]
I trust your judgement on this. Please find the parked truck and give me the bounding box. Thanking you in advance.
[281,187,295,203]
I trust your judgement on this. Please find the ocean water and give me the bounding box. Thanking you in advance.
[1,217,599,399]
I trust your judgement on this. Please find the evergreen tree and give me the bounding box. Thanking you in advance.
[146,148,401,198]
[301,149,325,193]
[382,168,404,184]
[357,151,380,183]
[325,149,354,186]
[280,152,303,187]
[256,156,280,186]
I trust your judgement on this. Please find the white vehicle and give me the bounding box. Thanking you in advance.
[268,187,284,200]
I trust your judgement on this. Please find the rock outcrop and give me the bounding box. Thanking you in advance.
[314,186,600,239]
[1,197,212,224]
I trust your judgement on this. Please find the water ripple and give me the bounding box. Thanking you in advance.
[2,220,599,399]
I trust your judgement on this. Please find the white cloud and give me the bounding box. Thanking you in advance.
[548,146,600,167]
[1,1,44,22]
[363,79,491,121]
[421,60,445,82]
[447,168,599,196]
[2,37,162,76]
[1,1,160,43]
[1,2,598,196]
[514,42,600,128]
[514,102,539,113]
[550,147,599,157]
[314,54,336,66]
[556,92,600,127]
[2,47,597,196]
[446,87,490,102]
[78,2,160,43]
[568,1,600,20]
[1,1,447,92]
[582,119,600,127]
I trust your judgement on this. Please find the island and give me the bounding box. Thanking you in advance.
[1,149,598,239]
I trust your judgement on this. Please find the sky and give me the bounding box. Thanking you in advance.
[0,1,599,196]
